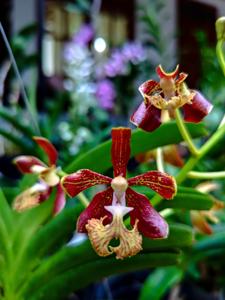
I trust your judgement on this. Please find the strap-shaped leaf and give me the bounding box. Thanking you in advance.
[26,251,181,300]
[13,205,82,291]
[19,224,192,298]
[139,266,183,300]
[158,186,214,210]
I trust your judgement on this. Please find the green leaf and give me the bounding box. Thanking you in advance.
[13,205,83,291]
[158,189,213,211]
[28,252,181,300]
[139,266,183,300]
[0,189,13,259]
[0,188,13,231]
[65,122,207,173]
[20,224,192,298]
[0,107,34,138]
[143,224,193,250]
[11,196,54,271]
[194,231,225,251]
[0,128,33,153]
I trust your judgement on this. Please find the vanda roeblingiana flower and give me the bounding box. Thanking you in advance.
[130,65,213,132]
[13,137,65,214]
[62,128,177,259]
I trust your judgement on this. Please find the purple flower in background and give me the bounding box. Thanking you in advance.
[104,50,127,77]
[72,24,94,46]
[122,42,147,64]
[95,79,116,110]
[103,42,147,77]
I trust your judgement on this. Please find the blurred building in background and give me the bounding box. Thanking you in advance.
[1,0,225,101]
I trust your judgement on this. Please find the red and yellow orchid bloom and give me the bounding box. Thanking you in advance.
[62,127,177,259]
[130,65,213,132]
[13,137,65,214]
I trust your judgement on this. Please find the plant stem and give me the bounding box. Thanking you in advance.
[152,123,225,205]
[216,40,225,76]
[77,193,89,207]
[156,147,164,172]
[174,109,199,156]
[0,22,40,135]
[187,171,225,179]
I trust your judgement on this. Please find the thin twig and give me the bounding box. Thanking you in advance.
[0,22,40,134]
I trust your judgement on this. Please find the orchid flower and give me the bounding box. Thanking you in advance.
[191,182,224,235]
[130,65,213,132]
[62,128,177,259]
[136,144,184,168]
[13,137,65,214]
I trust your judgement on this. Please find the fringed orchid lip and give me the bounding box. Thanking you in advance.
[130,65,213,132]
[62,127,177,259]
[86,204,142,259]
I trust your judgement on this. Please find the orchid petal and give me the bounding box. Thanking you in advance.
[33,137,58,166]
[163,145,184,167]
[53,184,66,215]
[13,156,46,174]
[190,211,213,235]
[77,187,113,233]
[139,80,160,96]
[13,182,49,212]
[39,166,60,187]
[130,102,161,132]
[128,171,177,199]
[176,72,188,84]
[182,91,213,123]
[126,188,168,239]
[156,64,179,79]
[61,169,112,198]
[111,128,131,177]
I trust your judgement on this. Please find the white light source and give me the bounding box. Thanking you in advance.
[94,37,107,53]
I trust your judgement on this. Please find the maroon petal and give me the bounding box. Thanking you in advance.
[53,184,66,215]
[139,79,160,96]
[126,188,168,239]
[156,64,179,79]
[61,169,112,198]
[182,91,213,123]
[33,137,58,166]
[128,171,177,199]
[77,187,113,233]
[111,128,131,177]
[13,156,46,173]
[130,102,162,132]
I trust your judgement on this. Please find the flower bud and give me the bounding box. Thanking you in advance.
[216,17,225,41]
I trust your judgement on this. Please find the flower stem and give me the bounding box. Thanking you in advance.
[187,170,225,179]
[77,193,89,207]
[174,109,199,156]
[152,123,225,206]
[156,147,164,172]
[176,123,225,184]
[216,40,225,76]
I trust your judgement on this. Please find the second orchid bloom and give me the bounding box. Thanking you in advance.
[131,65,213,132]
[62,127,177,259]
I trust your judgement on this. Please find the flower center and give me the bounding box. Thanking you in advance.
[111,176,128,202]
[159,77,176,99]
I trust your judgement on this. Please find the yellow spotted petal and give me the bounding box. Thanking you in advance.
[13,183,47,212]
